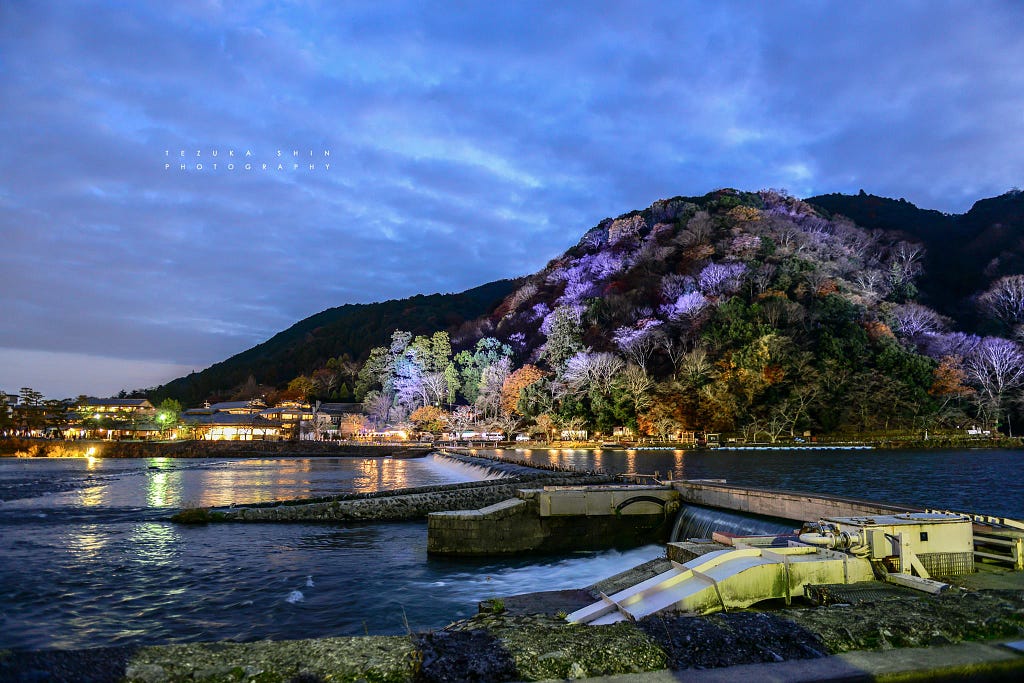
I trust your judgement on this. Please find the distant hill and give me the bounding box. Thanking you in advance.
[152,279,518,405]
[808,189,1024,323]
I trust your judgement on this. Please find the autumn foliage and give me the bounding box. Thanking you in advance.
[501,364,546,414]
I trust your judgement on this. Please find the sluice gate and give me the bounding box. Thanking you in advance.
[569,512,978,625]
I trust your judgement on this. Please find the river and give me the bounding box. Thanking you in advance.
[1,447,1020,651]
[0,455,660,651]
[485,446,1023,519]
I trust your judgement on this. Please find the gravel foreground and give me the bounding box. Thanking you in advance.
[1,585,1022,682]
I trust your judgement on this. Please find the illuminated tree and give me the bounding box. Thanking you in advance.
[409,405,448,434]
[964,337,1024,433]
[616,363,653,416]
[476,357,512,418]
[612,319,662,371]
[500,364,546,415]
[978,275,1024,329]
[889,303,946,339]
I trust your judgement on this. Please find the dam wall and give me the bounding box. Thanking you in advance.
[427,485,680,555]
[672,480,921,523]
[207,473,616,523]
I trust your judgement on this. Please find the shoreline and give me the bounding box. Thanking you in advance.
[1,436,1019,461]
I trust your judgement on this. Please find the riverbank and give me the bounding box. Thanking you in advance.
[2,560,1021,682]
[0,438,432,459]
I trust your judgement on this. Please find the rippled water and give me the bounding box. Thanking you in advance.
[488,447,1024,519]
[0,455,661,651]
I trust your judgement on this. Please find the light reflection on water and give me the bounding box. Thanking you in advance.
[1,454,645,651]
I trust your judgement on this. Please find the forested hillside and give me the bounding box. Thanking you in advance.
[151,279,518,406]
[154,187,1024,441]
[351,189,1024,440]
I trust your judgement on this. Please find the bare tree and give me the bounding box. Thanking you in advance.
[491,413,522,442]
[446,405,478,442]
[560,351,624,398]
[965,337,1024,434]
[679,348,712,385]
[890,303,946,339]
[617,364,653,416]
[978,275,1024,328]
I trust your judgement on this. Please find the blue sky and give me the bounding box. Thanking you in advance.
[1,1,1022,399]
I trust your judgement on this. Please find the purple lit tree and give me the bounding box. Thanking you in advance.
[698,262,746,297]
[612,319,663,371]
[659,291,708,322]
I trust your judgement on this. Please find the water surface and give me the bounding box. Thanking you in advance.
[0,455,660,650]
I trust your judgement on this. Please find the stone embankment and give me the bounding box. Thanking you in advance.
[4,572,1021,682]
[179,453,615,524]
[0,437,431,459]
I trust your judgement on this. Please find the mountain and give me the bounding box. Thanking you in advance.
[808,189,1024,325]
[154,187,1024,438]
[151,279,518,405]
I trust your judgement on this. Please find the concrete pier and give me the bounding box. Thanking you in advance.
[427,485,680,555]
[672,480,921,522]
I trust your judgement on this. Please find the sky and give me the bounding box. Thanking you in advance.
[1,1,1023,400]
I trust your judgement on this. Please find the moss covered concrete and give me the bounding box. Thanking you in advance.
[124,636,417,683]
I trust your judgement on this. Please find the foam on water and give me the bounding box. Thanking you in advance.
[422,453,510,482]
[286,590,304,604]
[429,544,664,604]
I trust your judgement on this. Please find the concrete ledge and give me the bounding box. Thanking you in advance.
[674,481,920,522]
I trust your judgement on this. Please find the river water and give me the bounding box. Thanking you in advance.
[488,446,1023,519]
[1,448,1020,651]
[0,455,660,651]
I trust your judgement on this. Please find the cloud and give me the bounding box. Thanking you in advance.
[1,0,1022,397]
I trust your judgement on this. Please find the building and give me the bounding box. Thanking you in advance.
[83,398,156,417]
[182,411,283,441]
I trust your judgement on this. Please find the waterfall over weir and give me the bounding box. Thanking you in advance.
[671,504,798,542]
[428,452,518,480]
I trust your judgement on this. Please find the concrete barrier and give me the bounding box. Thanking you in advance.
[427,485,681,555]
[672,480,921,522]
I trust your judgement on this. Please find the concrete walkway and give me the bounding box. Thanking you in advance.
[584,639,1024,682]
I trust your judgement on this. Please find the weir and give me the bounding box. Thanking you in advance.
[671,504,796,541]
[672,480,921,521]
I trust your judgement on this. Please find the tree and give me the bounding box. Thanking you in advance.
[559,351,624,399]
[17,387,44,433]
[532,413,555,442]
[965,337,1024,433]
[476,357,512,418]
[500,364,546,415]
[340,413,369,439]
[541,305,584,372]
[617,364,653,417]
[612,320,662,371]
[409,405,448,434]
[928,356,974,425]
[978,275,1024,329]
[157,398,182,434]
[446,405,477,441]
[889,303,945,339]
[284,375,315,402]
[456,337,512,403]
[491,413,521,442]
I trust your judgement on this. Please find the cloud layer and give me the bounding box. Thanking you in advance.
[2,1,1022,397]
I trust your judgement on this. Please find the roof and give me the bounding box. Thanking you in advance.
[182,413,283,427]
[86,398,154,408]
[318,403,364,414]
[209,400,265,411]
